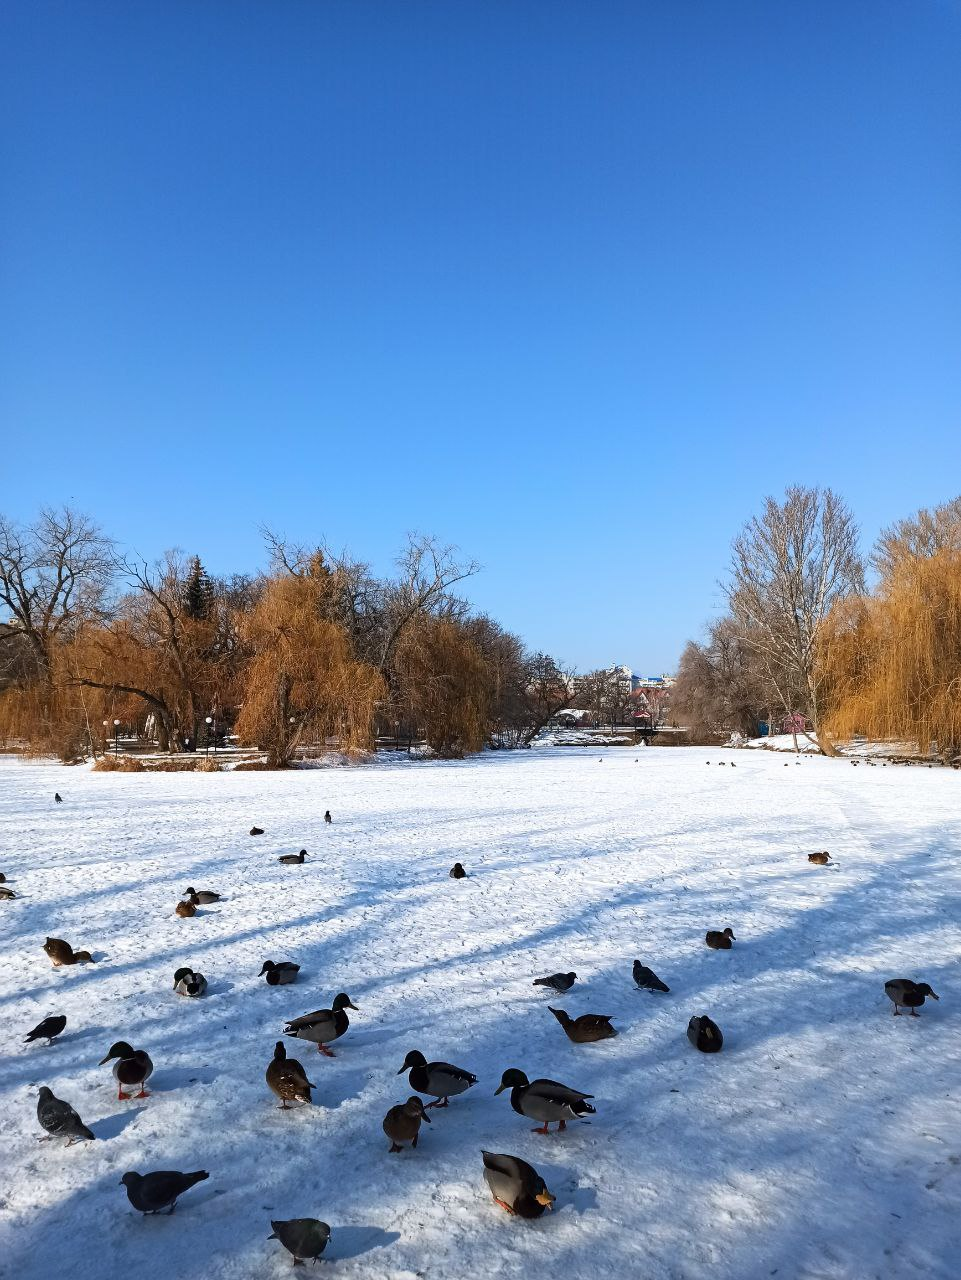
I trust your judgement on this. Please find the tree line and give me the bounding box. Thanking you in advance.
[673,487,961,758]
[0,510,572,765]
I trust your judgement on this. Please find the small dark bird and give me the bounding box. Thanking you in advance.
[249,826,265,836]
[173,967,207,997]
[278,850,308,865]
[533,971,576,994]
[120,1169,209,1215]
[548,1006,617,1044]
[54,793,63,803]
[808,851,832,865]
[633,962,670,993]
[884,978,940,1017]
[449,863,467,879]
[269,1218,332,1266]
[37,1087,94,1144]
[266,1041,315,1108]
[43,937,94,966]
[705,928,735,950]
[25,1014,67,1046]
[688,1015,723,1052]
[482,1151,555,1217]
[259,959,300,985]
[383,1096,431,1152]
[324,810,332,824]
[184,887,221,904]
[175,900,197,918]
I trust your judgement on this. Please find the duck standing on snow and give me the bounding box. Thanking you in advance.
[278,849,308,865]
[284,994,358,1056]
[687,1015,723,1052]
[397,1050,477,1108]
[495,1068,596,1134]
[266,1041,315,1108]
[184,887,221,904]
[260,960,300,986]
[884,979,940,1016]
[121,1170,208,1215]
[383,1097,431,1152]
[533,971,577,994]
[633,961,670,993]
[705,928,735,950]
[173,967,207,997]
[482,1151,555,1217]
[100,1041,153,1099]
[43,937,94,966]
[269,1219,331,1265]
[25,1014,67,1046]
[449,862,467,879]
[548,1007,617,1044]
[37,1087,95,1145]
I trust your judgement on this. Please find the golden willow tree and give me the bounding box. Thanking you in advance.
[821,546,961,757]
[234,556,384,767]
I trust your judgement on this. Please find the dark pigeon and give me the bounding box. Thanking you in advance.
[269,1218,332,1265]
[37,1087,94,1144]
[633,962,670,993]
[533,971,576,994]
[324,810,332,824]
[121,1170,209,1214]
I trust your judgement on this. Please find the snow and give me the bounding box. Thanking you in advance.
[1,748,959,1279]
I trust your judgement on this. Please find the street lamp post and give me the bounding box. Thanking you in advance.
[102,720,109,757]
[205,715,213,758]
[113,719,121,756]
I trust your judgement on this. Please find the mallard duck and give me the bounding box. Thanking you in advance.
[548,1006,617,1044]
[250,826,265,836]
[25,1014,67,1045]
[449,863,467,879]
[100,1041,153,1099]
[184,887,221,904]
[37,1087,94,1145]
[383,1096,431,1152]
[687,1015,723,1052]
[482,1151,555,1217]
[633,961,669,993]
[269,1219,331,1265]
[284,994,358,1056]
[0,871,6,881]
[324,810,332,824]
[807,851,831,865]
[397,1050,477,1107]
[0,885,17,900]
[533,971,576,994]
[43,937,94,966]
[121,1170,208,1215]
[278,849,308,865]
[266,1041,315,1108]
[175,899,197,918]
[173,967,207,997]
[705,928,735,950]
[260,960,300,986]
[494,1069,596,1133]
[884,978,940,1016]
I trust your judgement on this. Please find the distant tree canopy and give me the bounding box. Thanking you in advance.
[0,511,571,763]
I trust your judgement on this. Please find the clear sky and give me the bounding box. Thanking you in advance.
[2,1,959,673]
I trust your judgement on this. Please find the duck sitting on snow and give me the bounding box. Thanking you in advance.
[548,1006,617,1043]
[807,851,831,865]
[397,1050,477,1108]
[284,994,358,1056]
[482,1151,555,1217]
[260,960,300,986]
[173,967,207,997]
[687,1015,723,1052]
[449,863,467,879]
[278,849,308,865]
[175,899,197,918]
[184,887,221,904]
[884,979,940,1016]
[495,1068,596,1134]
[705,928,735,950]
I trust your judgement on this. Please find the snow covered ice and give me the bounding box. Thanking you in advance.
[1,748,959,1279]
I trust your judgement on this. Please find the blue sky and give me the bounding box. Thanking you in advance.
[2,1,959,673]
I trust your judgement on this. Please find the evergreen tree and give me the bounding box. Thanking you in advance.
[183,556,214,621]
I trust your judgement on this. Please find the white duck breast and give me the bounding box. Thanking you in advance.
[513,1078,595,1123]
[412,1061,477,1099]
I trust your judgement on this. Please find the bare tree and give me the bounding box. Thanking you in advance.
[874,495,961,585]
[726,486,864,754]
[0,507,115,682]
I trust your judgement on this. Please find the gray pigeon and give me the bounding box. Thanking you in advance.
[633,962,670,993]
[37,1087,94,1145]
[269,1218,332,1265]
[26,1015,67,1045]
[533,971,576,994]
[120,1169,209,1214]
